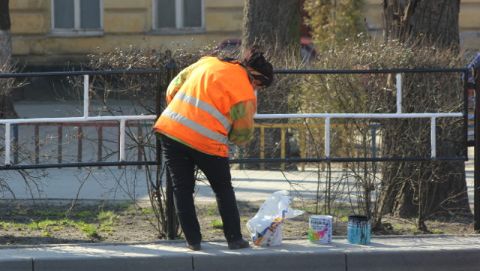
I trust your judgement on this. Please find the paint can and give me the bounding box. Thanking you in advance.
[308,215,332,244]
[347,215,371,245]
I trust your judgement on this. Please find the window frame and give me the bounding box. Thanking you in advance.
[152,0,205,34]
[51,0,104,36]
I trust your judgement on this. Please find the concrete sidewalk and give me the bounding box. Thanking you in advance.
[1,235,480,271]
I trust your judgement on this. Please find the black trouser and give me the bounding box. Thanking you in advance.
[160,134,243,245]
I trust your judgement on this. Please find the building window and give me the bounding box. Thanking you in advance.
[153,0,204,31]
[52,0,103,34]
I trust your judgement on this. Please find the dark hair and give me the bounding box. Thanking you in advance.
[243,51,274,87]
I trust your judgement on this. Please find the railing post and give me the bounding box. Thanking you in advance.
[325,117,331,158]
[119,119,126,161]
[13,124,18,164]
[5,123,11,165]
[430,117,437,159]
[396,73,402,113]
[83,75,89,118]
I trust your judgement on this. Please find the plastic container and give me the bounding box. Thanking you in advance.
[308,215,333,244]
[347,215,371,245]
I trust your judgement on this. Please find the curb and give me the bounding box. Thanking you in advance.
[1,236,480,271]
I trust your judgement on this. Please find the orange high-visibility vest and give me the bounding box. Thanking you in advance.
[153,57,256,157]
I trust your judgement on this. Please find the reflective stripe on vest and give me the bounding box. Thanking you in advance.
[162,108,229,144]
[172,92,231,132]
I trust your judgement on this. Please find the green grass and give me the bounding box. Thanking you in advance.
[76,222,100,239]
[0,206,126,240]
[0,221,13,230]
[140,207,155,216]
[97,211,118,234]
[98,211,117,223]
[211,219,223,229]
[22,218,103,239]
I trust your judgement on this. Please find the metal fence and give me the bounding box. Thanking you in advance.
[0,67,475,236]
[0,67,470,169]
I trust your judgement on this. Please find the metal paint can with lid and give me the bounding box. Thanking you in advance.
[347,215,371,245]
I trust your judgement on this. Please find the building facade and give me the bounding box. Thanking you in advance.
[11,0,244,67]
[9,0,480,67]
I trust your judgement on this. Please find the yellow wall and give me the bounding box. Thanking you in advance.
[10,0,480,66]
[10,0,244,66]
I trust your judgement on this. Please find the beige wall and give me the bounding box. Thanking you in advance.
[459,0,480,52]
[10,0,480,66]
[10,0,244,66]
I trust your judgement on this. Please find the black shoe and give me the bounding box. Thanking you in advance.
[228,239,250,250]
[186,243,201,251]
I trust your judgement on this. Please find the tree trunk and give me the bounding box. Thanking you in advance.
[240,0,301,169]
[0,0,11,66]
[379,0,470,226]
[383,0,459,49]
[242,0,300,52]
[0,0,16,119]
[0,30,11,67]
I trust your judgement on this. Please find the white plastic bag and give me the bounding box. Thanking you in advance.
[246,190,304,247]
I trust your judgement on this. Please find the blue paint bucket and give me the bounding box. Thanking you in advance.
[347,215,371,245]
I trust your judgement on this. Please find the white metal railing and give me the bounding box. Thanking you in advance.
[1,74,157,165]
[253,73,463,159]
[255,112,462,159]
[0,73,464,166]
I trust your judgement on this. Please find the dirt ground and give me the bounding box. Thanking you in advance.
[0,200,474,246]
